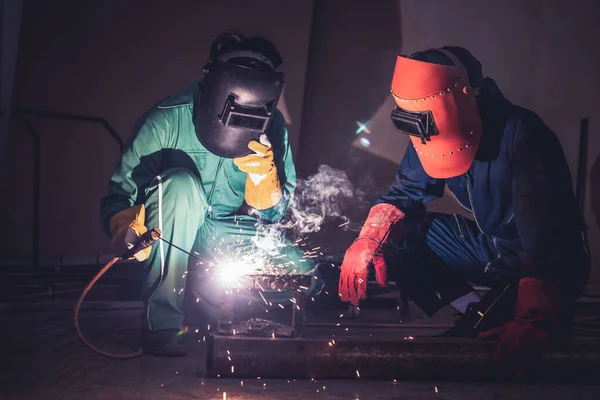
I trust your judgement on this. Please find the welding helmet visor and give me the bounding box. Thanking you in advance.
[390,49,482,179]
[196,56,285,158]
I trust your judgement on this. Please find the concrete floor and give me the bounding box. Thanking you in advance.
[2,303,600,399]
[3,264,600,399]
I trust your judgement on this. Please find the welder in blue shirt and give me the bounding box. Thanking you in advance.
[338,46,591,374]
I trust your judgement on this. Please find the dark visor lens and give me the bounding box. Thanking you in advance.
[220,95,272,133]
[390,107,438,144]
[226,113,269,131]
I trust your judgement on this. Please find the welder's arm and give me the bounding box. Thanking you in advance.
[511,117,571,284]
[375,143,446,213]
[339,143,445,305]
[248,112,295,222]
[100,113,164,258]
[479,117,566,372]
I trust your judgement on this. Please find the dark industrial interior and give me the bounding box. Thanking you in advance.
[2,1,600,399]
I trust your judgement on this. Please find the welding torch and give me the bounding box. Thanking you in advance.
[74,227,208,359]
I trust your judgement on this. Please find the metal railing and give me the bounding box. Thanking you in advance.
[13,107,124,268]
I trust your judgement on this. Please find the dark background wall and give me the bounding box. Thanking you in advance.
[1,0,599,288]
[0,0,314,261]
[0,0,23,164]
[298,0,600,287]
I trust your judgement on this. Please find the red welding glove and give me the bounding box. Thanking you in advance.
[478,277,564,376]
[338,203,405,306]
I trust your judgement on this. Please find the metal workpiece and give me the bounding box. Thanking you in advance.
[216,274,313,337]
[237,274,314,291]
[207,334,600,382]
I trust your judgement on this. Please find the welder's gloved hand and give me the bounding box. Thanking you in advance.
[110,204,152,262]
[233,134,282,210]
[478,277,564,377]
[338,203,405,306]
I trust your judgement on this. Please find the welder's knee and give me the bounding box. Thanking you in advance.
[159,168,203,199]
[155,168,207,215]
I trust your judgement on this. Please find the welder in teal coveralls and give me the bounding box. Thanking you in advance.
[100,32,320,356]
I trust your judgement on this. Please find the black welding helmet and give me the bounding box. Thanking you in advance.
[195,32,285,158]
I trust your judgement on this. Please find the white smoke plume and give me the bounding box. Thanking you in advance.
[275,164,370,238]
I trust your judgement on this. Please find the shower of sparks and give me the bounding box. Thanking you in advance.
[258,291,269,306]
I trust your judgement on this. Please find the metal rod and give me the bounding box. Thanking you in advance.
[156,236,209,264]
[15,107,125,150]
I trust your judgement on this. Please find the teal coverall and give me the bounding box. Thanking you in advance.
[100,81,319,331]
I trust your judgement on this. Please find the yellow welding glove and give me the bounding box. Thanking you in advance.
[233,134,282,210]
[110,204,152,261]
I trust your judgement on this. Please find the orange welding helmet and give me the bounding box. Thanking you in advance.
[390,49,482,179]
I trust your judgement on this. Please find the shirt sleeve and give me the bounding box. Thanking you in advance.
[511,114,582,281]
[375,142,446,213]
[100,113,164,237]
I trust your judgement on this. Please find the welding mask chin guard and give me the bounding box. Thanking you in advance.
[195,60,285,158]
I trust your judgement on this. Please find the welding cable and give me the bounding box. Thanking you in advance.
[73,228,213,359]
[73,256,144,359]
[73,228,161,359]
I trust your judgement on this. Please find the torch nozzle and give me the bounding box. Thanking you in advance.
[121,227,162,260]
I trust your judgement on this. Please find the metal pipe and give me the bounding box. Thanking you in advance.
[18,113,40,269]
[576,117,589,213]
[15,107,124,151]
[306,322,453,329]
[11,107,124,269]
[296,0,321,176]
